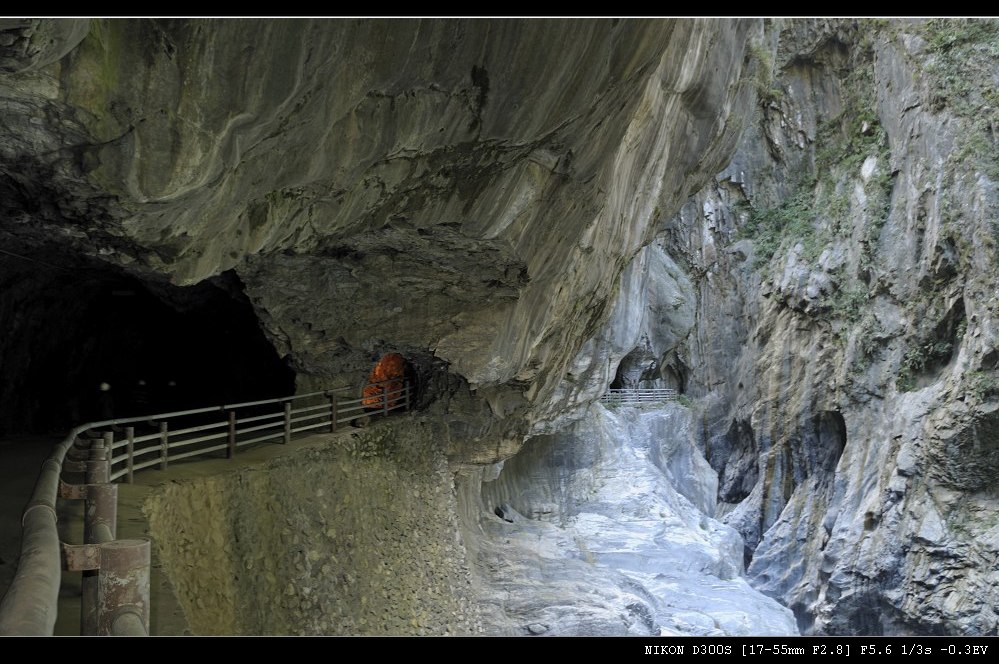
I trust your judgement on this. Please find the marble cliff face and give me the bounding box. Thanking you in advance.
[605,18,999,635]
[0,17,758,459]
[2,18,997,635]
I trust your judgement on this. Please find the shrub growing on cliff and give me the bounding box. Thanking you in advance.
[969,371,999,400]
[897,340,955,392]
[741,189,818,267]
[920,18,999,179]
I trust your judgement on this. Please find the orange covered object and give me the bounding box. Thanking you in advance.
[362,353,407,409]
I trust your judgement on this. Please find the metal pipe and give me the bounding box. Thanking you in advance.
[290,421,332,434]
[234,432,285,447]
[168,443,230,462]
[164,430,229,449]
[0,428,81,635]
[223,389,337,410]
[235,411,284,425]
[165,420,230,437]
[97,539,150,636]
[110,610,147,636]
[0,503,62,635]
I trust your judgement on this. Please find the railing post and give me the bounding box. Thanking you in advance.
[80,565,99,636]
[84,484,117,544]
[404,380,410,411]
[97,539,150,636]
[159,421,169,471]
[81,438,117,637]
[283,401,291,444]
[87,437,109,485]
[67,435,91,462]
[328,394,338,433]
[382,384,389,415]
[227,411,237,458]
[125,426,135,484]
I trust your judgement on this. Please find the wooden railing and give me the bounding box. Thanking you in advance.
[598,388,677,405]
[102,381,409,483]
[0,380,409,636]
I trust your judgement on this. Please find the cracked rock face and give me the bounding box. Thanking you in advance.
[0,17,761,461]
[664,18,999,635]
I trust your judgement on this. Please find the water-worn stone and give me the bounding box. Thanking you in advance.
[460,403,797,636]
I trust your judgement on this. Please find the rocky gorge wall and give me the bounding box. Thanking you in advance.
[4,17,999,637]
[2,17,776,636]
[646,19,999,635]
[139,403,796,637]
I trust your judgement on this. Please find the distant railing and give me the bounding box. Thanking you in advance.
[0,380,410,636]
[599,388,677,405]
[102,380,409,483]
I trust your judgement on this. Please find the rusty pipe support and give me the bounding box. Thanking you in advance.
[283,401,292,444]
[86,440,109,485]
[110,610,147,636]
[81,481,117,636]
[97,539,150,636]
[84,483,117,544]
[64,538,149,636]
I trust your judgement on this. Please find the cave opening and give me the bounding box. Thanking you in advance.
[0,248,295,435]
[609,345,686,393]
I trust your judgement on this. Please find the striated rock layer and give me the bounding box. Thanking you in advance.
[0,17,761,461]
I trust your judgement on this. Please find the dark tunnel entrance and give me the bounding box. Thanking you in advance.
[0,249,295,435]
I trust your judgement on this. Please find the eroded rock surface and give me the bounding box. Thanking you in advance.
[0,17,761,462]
[459,403,797,636]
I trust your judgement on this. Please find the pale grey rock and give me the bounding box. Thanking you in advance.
[665,18,999,635]
[536,239,697,435]
[460,403,798,636]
